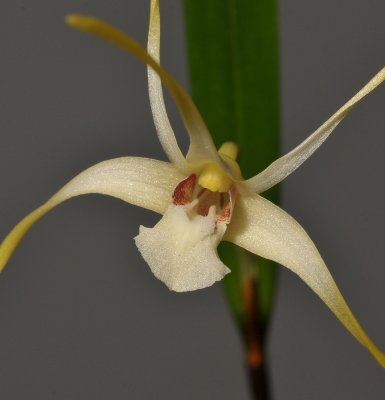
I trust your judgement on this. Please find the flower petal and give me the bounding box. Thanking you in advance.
[147,0,187,169]
[135,204,230,292]
[66,14,224,169]
[0,157,183,273]
[246,67,385,193]
[225,194,385,368]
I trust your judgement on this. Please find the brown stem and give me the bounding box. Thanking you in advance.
[244,276,271,400]
[247,351,270,400]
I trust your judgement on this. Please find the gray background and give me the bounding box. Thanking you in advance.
[0,0,384,399]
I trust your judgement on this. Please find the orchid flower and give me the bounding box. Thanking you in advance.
[0,0,384,368]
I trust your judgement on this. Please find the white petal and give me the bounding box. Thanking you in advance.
[0,157,183,272]
[246,67,385,193]
[135,205,230,292]
[147,0,187,169]
[225,194,385,368]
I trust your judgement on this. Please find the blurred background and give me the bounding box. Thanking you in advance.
[0,1,384,398]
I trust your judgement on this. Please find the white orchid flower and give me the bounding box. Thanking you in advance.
[0,0,384,368]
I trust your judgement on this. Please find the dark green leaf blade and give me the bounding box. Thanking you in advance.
[184,0,280,333]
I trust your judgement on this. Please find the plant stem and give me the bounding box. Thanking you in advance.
[247,359,270,400]
[244,275,271,400]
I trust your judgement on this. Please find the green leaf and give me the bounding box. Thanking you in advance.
[183,0,280,334]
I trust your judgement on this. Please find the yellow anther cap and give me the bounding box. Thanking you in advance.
[198,163,232,192]
[218,142,238,161]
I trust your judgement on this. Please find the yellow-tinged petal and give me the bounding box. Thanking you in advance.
[65,14,225,170]
[246,66,385,193]
[225,194,385,368]
[0,157,183,273]
[147,0,187,169]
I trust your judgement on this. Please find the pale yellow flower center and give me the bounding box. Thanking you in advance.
[198,142,239,192]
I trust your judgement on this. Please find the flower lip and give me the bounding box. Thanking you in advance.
[135,167,237,292]
[134,203,230,292]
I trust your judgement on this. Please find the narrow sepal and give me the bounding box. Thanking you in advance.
[147,0,187,169]
[246,67,385,193]
[225,194,385,368]
[0,157,182,272]
[66,14,225,169]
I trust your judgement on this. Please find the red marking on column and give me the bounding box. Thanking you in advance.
[216,186,237,224]
[172,174,196,205]
[220,193,224,209]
